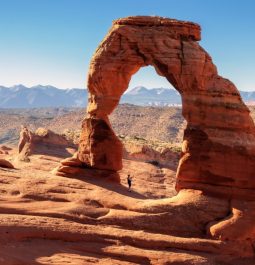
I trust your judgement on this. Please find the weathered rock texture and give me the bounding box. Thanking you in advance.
[18,127,76,160]
[55,16,255,244]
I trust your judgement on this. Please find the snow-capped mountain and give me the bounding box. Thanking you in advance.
[0,85,254,108]
[122,86,182,106]
[0,85,87,108]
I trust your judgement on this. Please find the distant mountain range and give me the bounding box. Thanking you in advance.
[0,85,87,108]
[120,86,182,106]
[0,85,254,108]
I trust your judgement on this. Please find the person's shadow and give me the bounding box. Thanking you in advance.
[55,166,146,200]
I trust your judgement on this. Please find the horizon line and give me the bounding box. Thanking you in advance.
[0,84,254,92]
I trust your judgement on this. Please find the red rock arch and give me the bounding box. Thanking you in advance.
[78,16,255,200]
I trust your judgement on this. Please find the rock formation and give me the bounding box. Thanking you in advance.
[56,16,255,245]
[123,140,179,168]
[0,158,14,169]
[18,127,76,160]
[0,145,12,155]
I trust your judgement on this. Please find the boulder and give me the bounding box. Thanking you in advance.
[0,159,14,169]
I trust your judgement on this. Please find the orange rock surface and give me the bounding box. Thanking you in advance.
[0,158,14,169]
[1,148,254,264]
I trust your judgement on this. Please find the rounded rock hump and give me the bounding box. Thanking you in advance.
[0,159,14,169]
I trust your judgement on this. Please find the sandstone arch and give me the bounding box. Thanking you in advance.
[55,16,255,243]
[78,16,255,201]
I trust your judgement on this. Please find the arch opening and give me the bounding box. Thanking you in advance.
[127,65,175,91]
[113,65,184,186]
[121,65,182,107]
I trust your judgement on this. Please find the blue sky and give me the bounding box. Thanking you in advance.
[0,0,255,91]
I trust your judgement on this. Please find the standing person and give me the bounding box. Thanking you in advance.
[127,174,132,192]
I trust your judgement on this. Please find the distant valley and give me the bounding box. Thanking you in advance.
[0,104,254,147]
[1,85,255,108]
[0,105,186,145]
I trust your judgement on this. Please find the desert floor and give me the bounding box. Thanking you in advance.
[0,149,254,265]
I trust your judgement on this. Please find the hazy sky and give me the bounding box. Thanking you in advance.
[0,0,255,91]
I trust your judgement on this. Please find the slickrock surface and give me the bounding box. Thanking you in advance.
[0,148,254,264]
